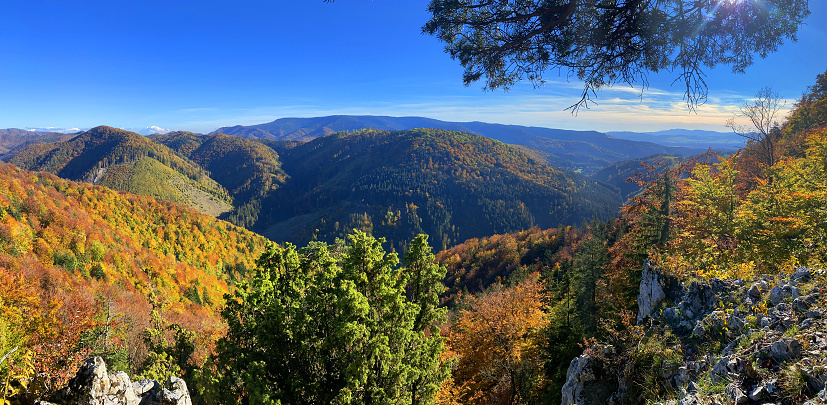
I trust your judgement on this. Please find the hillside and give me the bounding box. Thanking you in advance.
[435,226,587,306]
[7,126,232,216]
[253,128,623,251]
[0,161,267,391]
[1,126,622,250]
[590,153,688,201]
[151,132,289,228]
[212,115,706,174]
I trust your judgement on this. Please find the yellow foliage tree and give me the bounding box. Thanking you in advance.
[442,273,547,404]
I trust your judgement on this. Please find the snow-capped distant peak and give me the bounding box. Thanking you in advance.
[124,126,172,135]
[141,126,171,135]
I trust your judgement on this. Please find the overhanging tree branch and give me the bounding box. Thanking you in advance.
[423,0,810,111]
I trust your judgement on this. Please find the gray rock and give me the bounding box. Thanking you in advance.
[679,393,701,405]
[48,357,115,405]
[686,381,698,393]
[748,385,765,401]
[794,297,812,312]
[808,371,827,393]
[801,319,814,329]
[158,377,192,405]
[792,267,813,284]
[769,286,786,305]
[561,345,617,405]
[776,302,793,313]
[662,307,679,323]
[711,355,741,383]
[748,284,763,300]
[682,281,717,320]
[692,321,705,338]
[725,383,748,404]
[107,372,139,405]
[132,380,156,397]
[638,261,666,323]
[562,353,599,405]
[769,338,802,363]
[43,358,190,405]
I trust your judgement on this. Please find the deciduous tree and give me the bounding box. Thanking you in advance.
[445,273,547,404]
[727,87,785,168]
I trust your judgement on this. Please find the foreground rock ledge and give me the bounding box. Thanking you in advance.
[37,357,192,405]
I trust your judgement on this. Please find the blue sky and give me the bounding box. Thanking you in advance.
[0,0,825,133]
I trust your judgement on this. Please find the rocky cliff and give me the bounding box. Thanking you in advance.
[563,264,827,405]
[36,357,191,405]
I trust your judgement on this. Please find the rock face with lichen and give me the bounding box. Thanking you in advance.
[36,357,191,405]
[562,264,827,405]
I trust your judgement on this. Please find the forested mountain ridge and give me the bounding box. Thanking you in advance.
[151,131,289,228]
[1,126,623,251]
[0,161,267,397]
[254,128,623,251]
[212,115,706,174]
[6,126,232,216]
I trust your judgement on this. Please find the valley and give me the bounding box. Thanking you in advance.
[2,71,826,404]
[2,122,643,251]
[2,0,824,403]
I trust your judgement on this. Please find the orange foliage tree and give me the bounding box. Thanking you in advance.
[441,273,548,404]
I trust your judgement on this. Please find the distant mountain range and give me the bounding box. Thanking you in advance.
[1,126,623,250]
[0,128,74,158]
[0,117,741,249]
[607,129,742,149]
[213,115,710,175]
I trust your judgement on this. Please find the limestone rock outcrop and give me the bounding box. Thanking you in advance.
[37,357,191,405]
[561,345,622,405]
[566,265,827,404]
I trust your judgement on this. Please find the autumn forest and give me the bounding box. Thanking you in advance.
[1,66,827,404]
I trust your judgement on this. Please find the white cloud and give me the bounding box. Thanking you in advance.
[25,127,85,133]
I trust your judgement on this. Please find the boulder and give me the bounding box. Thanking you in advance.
[678,393,701,405]
[692,321,705,338]
[791,267,814,284]
[769,338,802,363]
[769,286,785,305]
[748,384,765,401]
[159,377,192,405]
[46,357,126,405]
[748,284,762,301]
[41,358,190,405]
[680,281,717,320]
[725,383,748,404]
